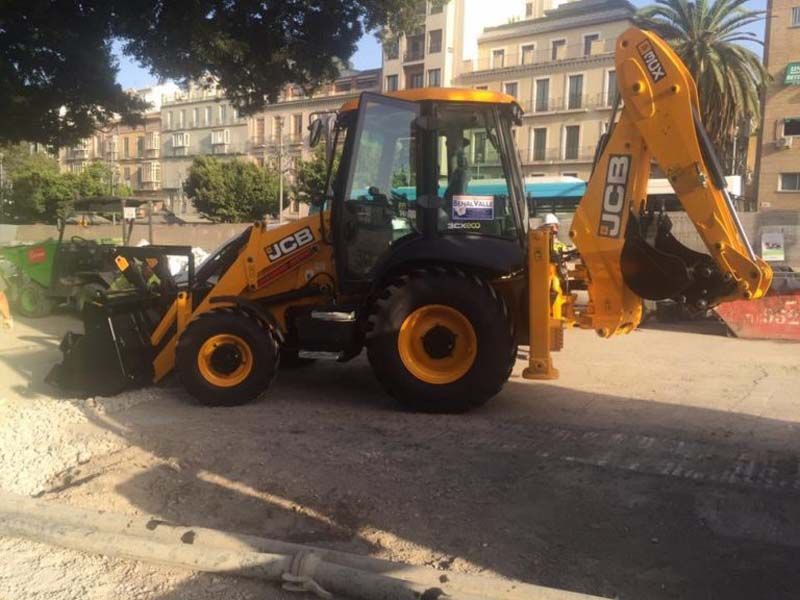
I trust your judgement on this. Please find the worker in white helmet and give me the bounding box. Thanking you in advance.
[540,213,571,253]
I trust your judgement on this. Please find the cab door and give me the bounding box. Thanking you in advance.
[333,93,422,291]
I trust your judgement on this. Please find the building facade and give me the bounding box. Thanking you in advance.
[159,83,250,215]
[381,0,530,92]
[458,0,634,180]
[755,0,800,211]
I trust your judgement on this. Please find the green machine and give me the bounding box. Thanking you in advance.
[0,197,148,317]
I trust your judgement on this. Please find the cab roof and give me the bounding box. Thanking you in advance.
[338,88,520,113]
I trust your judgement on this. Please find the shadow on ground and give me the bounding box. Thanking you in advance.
[53,353,800,600]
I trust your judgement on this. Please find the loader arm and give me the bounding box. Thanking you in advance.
[571,27,772,337]
[523,27,772,380]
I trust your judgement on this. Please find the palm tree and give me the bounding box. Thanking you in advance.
[635,0,768,156]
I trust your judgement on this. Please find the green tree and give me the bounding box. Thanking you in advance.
[184,157,280,222]
[635,0,767,154]
[76,162,115,199]
[294,145,338,204]
[1,0,428,148]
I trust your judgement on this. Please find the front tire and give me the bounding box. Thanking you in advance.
[176,310,279,406]
[366,269,516,413]
[16,280,53,318]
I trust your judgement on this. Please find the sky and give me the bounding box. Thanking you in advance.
[113,0,767,89]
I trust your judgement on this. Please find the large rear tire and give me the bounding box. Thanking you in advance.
[366,269,516,413]
[176,310,279,406]
[16,280,54,318]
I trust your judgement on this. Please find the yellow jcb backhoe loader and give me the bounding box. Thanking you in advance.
[48,27,771,413]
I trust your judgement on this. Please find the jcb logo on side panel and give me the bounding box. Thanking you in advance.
[636,40,666,83]
[265,226,315,262]
[598,155,630,239]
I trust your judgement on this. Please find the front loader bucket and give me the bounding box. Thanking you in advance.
[46,296,155,397]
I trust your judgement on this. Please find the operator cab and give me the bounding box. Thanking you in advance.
[311,89,528,291]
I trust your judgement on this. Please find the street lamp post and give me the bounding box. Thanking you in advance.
[276,116,285,224]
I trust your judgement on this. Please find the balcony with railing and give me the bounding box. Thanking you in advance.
[519,94,614,114]
[524,145,597,164]
[404,35,425,63]
[463,38,615,74]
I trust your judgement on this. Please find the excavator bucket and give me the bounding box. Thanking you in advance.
[46,245,195,397]
[46,295,155,396]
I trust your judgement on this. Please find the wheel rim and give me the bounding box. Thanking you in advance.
[397,304,477,385]
[197,334,253,388]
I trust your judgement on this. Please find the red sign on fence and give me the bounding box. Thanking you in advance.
[715,294,800,341]
[26,246,47,264]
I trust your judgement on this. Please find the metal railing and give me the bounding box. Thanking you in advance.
[519,94,614,114]
[464,38,615,73]
[524,145,597,163]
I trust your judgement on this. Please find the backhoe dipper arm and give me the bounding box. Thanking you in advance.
[570,27,772,337]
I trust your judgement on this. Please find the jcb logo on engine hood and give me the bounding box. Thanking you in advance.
[598,155,630,239]
[265,227,315,262]
[637,40,666,83]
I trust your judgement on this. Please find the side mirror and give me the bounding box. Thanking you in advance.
[309,118,325,148]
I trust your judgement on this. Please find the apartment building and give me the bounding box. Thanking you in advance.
[381,0,529,92]
[457,0,634,180]
[160,83,249,215]
[248,68,381,169]
[755,0,800,211]
[98,112,163,200]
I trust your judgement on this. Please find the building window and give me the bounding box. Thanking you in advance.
[172,132,190,148]
[335,81,352,93]
[428,29,442,54]
[192,108,199,127]
[406,34,425,61]
[564,125,580,160]
[532,128,547,161]
[123,167,131,180]
[137,136,144,157]
[526,2,533,17]
[535,78,550,112]
[408,71,424,89]
[211,129,230,145]
[123,137,130,158]
[475,85,488,90]
[205,106,212,125]
[146,132,160,151]
[793,6,800,26]
[568,74,584,109]
[551,39,566,61]
[503,81,518,98]
[255,118,265,143]
[430,0,444,14]
[779,173,800,191]
[428,68,441,87]
[179,110,185,128]
[219,104,227,124]
[273,116,283,138]
[386,74,399,91]
[784,118,800,136]
[293,113,303,139]
[521,44,535,65]
[166,111,173,129]
[606,70,618,107]
[491,48,505,68]
[562,172,579,178]
[583,34,600,56]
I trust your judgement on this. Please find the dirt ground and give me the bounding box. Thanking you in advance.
[0,311,799,600]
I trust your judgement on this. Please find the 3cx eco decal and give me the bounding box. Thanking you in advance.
[447,222,481,230]
[636,39,666,83]
[265,227,315,262]
[598,155,631,239]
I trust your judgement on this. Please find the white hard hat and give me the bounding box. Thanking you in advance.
[544,213,559,226]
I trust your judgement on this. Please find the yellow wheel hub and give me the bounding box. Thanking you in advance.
[197,334,253,388]
[397,304,477,385]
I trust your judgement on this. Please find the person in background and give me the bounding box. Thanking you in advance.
[542,213,571,253]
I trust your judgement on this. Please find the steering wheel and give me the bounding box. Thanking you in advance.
[70,235,95,246]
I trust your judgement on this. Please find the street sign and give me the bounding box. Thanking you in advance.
[123,206,137,221]
[785,62,800,86]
